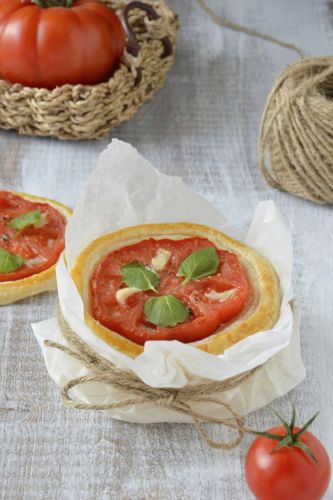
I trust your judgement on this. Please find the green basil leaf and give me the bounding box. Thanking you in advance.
[177,247,219,284]
[0,248,24,274]
[9,210,42,231]
[122,261,160,292]
[144,295,189,327]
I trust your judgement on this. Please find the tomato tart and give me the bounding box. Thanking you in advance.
[70,223,281,357]
[0,191,71,305]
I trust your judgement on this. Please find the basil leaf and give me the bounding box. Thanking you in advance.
[177,247,219,284]
[144,295,189,327]
[122,261,160,292]
[9,210,42,231]
[0,248,24,274]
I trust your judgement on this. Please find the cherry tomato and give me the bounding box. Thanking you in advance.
[0,191,66,281]
[0,0,125,89]
[245,425,331,500]
[91,237,250,344]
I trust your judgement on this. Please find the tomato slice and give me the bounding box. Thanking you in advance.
[0,191,66,281]
[91,237,251,344]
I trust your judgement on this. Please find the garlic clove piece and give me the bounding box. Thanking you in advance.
[116,287,141,305]
[205,289,237,302]
[151,248,171,271]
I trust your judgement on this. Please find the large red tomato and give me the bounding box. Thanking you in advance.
[0,0,125,89]
[246,423,331,500]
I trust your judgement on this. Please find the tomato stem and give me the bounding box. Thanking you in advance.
[31,0,73,8]
[246,405,319,463]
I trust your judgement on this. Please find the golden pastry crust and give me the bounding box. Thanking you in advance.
[0,192,72,305]
[71,223,281,358]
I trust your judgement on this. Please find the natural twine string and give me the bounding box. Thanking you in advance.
[259,57,333,204]
[196,0,304,58]
[44,307,260,449]
[197,0,333,205]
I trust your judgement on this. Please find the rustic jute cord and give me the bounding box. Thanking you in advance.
[259,57,333,204]
[0,0,179,140]
[197,0,304,58]
[198,1,333,205]
[44,307,261,449]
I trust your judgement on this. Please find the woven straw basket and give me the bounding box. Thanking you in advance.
[0,1,178,140]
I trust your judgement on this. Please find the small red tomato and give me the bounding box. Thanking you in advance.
[245,423,331,500]
[0,0,125,89]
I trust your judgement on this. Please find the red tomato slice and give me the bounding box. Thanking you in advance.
[91,237,250,344]
[0,191,66,281]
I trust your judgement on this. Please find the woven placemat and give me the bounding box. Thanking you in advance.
[0,1,179,140]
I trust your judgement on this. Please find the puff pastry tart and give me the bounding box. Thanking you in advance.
[0,191,72,305]
[71,223,281,358]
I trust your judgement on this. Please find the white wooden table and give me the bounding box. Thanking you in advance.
[1,1,332,498]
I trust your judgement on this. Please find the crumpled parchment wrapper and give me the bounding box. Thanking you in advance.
[32,139,305,423]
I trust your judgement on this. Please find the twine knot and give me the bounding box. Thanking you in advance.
[44,307,261,449]
[156,390,178,407]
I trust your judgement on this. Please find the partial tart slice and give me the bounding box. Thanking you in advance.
[0,191,72,305]
[71,223,281,358]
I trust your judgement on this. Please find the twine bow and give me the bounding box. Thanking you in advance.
[45,307,261,449]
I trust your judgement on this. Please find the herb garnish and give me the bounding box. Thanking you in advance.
[177,247,219,284]
[121,261,160,292]
[0,248,25,274]
[144,295,189,327]
[9,210,42,231]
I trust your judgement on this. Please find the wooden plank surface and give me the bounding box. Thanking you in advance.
[1,0,333,498]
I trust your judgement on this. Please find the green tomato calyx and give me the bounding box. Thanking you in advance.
[252,405,319,463]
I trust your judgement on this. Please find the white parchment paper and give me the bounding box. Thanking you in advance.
[32,139,305,423]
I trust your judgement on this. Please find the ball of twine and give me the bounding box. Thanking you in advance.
[259,57,333,204]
